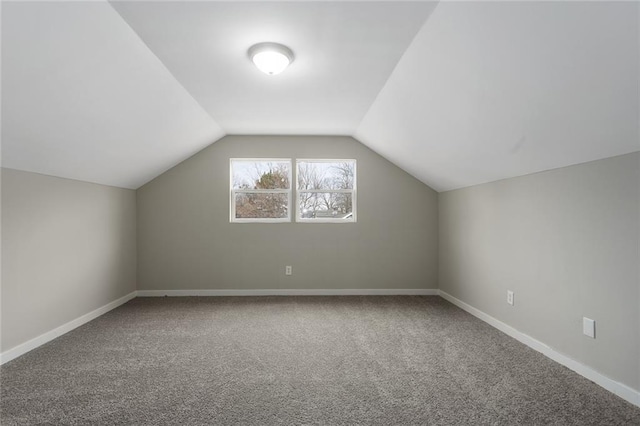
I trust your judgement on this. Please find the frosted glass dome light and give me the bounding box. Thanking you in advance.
[248,42,294,75]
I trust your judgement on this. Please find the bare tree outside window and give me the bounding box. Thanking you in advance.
[231,160,291,221]
[230,159,356,223]
[297,160,356,221]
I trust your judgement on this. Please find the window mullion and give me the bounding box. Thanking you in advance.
[234,188,291,194]
[297,189,353,193]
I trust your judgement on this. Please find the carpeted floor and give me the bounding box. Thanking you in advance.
[1,296,639,425]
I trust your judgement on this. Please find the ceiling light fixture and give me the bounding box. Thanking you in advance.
[248,42,294,75]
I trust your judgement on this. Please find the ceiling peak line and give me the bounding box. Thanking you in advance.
[354,0,442,137]
[107,0,227,136]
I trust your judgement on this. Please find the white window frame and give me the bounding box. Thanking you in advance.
[230,158,292,223]
[296,159,357,224]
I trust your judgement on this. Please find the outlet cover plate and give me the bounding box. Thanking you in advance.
[583,317,595,338]
[507,290,514,306]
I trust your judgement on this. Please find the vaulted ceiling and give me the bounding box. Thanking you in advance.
[2,1,639,191]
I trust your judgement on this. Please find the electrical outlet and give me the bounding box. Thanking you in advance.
[285,266,292,276]
[507,290,514,306]
[583,317,595,338]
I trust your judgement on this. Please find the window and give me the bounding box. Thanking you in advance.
[230,159,292,222]
[296,159,356,222]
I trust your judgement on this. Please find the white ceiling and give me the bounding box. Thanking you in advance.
[356,1,640,191]
[2,1,639,191]
[2,1,224,189]
[110,1,436,135]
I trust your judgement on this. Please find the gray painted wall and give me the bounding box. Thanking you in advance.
[1,169,137,352]
[439,153,640,391]
[137,135,438,291]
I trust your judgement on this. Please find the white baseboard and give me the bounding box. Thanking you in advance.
[137,288,439,297]
[0,291,137,365]
[5,288,636,409]
[438,290,640,408]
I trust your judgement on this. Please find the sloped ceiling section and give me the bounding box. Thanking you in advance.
[2,2,224,189]
[356,1,640,192]
[110,1,437,135]
[2,1,638,192]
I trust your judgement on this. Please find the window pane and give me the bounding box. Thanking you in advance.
[235,192,289,219]
[232,160,291,190]
[299,192,353,219]
[297,161,355,190]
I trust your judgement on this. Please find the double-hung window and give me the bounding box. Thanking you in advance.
[230,159,292,222]
[296,159,356,223]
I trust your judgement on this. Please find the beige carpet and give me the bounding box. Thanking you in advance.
[1,296,639,425]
